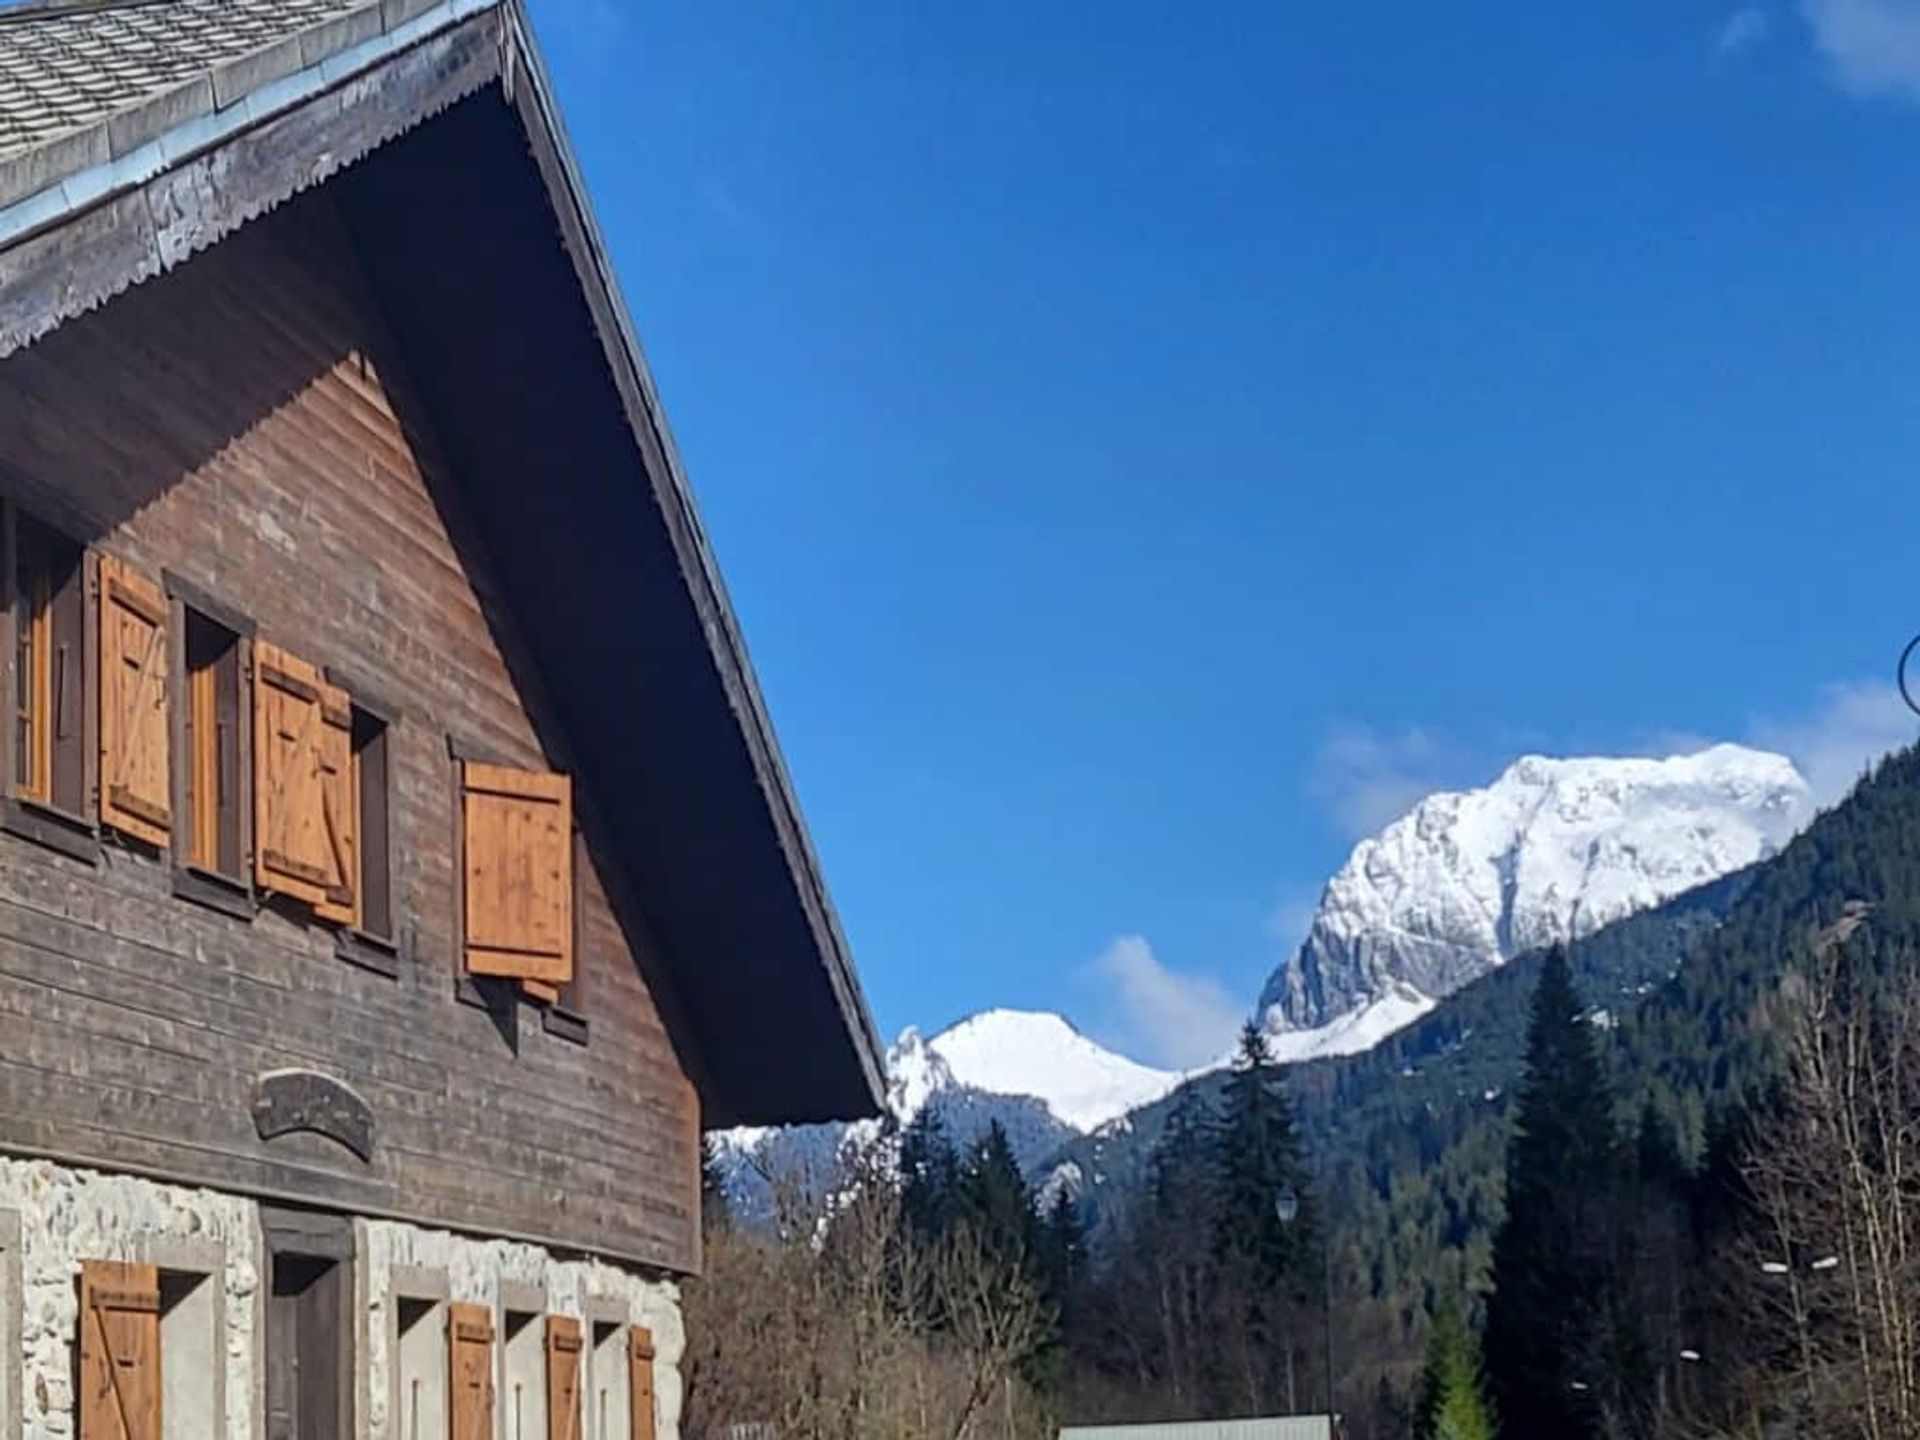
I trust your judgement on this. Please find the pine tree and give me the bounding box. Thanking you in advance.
[1213,1021,1314,1289]
[1418,1303,1496,1440]
[955,1120,1038,1267]
[1484,947,1619,1440]
[1038,1184,1087,1313]
[1139,1079,1224,1409]
[899,1105,961,1242]
[1212,1020,1319,1414]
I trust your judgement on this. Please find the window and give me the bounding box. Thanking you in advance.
[10,512,86,815]
[157,1270,218,1440]
[179,608,242,880]
[351,705,392,942]
[502,1308,546,1440]
[393,1293,448,1440]
[588,1321,628,1440]
[458,760,573,998]
[76,1256,220,1440]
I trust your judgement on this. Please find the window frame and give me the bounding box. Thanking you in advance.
[542,829,589,1046]
[5,503,91,823]
[348,703,394,945]
[387,1267,450,1440]
[327,667,402,977]
[164,576,254,913]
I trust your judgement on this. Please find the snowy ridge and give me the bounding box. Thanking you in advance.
[1261,743,1810,1042]
[711,1010,1184,1214]
[894,1009,1185,1132]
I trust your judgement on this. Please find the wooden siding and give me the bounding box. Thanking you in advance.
[0,188,701,1272]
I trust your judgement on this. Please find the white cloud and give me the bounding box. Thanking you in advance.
[1716,7,1775,57]
[1802,0,1920,98]
[1306,723,1479,840]
[1085,935,1245,1071]
[1748,679,1916,806]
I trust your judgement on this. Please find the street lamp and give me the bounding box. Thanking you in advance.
[1275,1185,1337,1425]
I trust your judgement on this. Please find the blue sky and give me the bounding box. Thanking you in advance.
[527,0,1920,1067]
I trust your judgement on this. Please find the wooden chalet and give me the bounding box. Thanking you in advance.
[0,1,886,1436]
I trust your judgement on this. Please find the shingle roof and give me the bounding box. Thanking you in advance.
[0,0,377,160]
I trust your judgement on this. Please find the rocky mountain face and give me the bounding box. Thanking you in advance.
[1260,744,1810,1035]
[715,745,1819,1224]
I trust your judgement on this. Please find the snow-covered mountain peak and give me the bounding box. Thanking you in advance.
[896,1009,1183,1133]
[1261,743,1812,1038]
[711,1009,1182,1214]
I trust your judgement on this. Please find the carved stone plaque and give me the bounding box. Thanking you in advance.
[252,1069,374,1162]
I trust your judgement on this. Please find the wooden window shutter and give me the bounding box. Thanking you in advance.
[449,1302,495,1440]
[460,761,573,986]
[96,556,170,846]
[253,641,332,905]
[628,1328,656,1440]
[313,684,358,927]
[79,1260,161,1440]
[545,1316,582,1440]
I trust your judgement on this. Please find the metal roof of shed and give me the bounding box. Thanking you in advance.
[1060,1420,1334,1440]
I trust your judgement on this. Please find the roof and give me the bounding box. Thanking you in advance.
[0,0,360,157]
[1060,1421,1334,1440]
[0,0,886,1127]
[0,0,471,213]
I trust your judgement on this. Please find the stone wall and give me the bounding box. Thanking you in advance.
[0,1157,681,1440]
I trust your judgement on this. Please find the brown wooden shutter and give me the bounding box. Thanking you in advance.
[628,1327,656,1440]
[253,641,330,904]
[79,1260,161,1440]
[545,1315,582,1440]
[313,683,358,927]
[96,556,170,846]
[460,761,573,986]
[449,1302,495,1440]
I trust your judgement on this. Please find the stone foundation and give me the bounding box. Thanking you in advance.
[0,1157,682,1440]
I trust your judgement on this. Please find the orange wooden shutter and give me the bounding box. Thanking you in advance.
[449,1302,495,1440]
[461,761,573,985]
[546,1316,582,1440]
[253,641,331,904]
[628,1327,656,1440]
[313,684,358,927]
[79,1260,161,1440]
[96,556,170,847]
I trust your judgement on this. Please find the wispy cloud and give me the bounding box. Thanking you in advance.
[1801,0,1920,98]
[1305,723,1482,840]
[1747,678,1916,806]
[1715,6,1776,58]
[1085,936,1245,1071]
